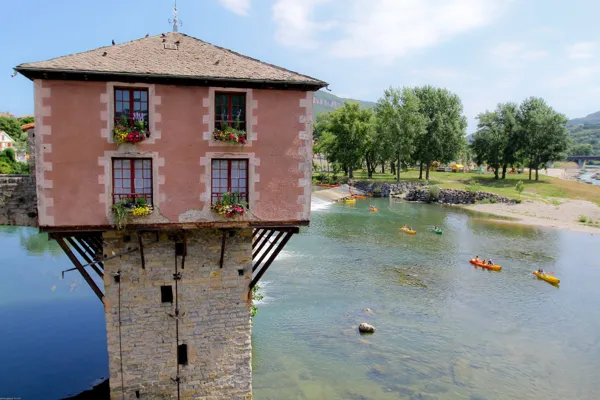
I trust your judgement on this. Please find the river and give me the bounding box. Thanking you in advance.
[1,197,600,399]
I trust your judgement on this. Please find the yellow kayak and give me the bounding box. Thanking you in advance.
[533,271,560,285]
[399,227,416,235]
[345,198,356,204]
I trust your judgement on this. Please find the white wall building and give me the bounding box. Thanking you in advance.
[0,131,15,150]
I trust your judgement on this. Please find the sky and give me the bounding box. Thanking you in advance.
[1,0,599,132]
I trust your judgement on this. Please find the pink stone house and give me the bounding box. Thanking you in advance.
[16,33,326,399]
[16,32,326,230]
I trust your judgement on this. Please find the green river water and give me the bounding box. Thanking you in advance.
[252,197,600,400]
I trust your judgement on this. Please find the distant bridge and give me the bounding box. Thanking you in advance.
[567,155,600,167]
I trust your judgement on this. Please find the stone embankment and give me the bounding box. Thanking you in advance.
[352,181,425,197]
[405,188,516,205]
[0,174,38,226]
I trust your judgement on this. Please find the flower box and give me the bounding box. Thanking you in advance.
[113,115,150,145]
[213,127,247,146]
[212,192,247,218]
[112,197,152,229]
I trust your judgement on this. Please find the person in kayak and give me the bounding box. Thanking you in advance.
[537,267,544,274]
[487,259,494,266]
[474,255,480,262]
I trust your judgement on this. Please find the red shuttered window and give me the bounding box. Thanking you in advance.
[114,88,149,129]
[215,93,246,131]
[211,159,248,204]
[112,158,153,205]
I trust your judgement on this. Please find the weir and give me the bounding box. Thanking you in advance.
[8,30,326,399]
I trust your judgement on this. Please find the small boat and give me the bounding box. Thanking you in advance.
[399,227,416,235]
[353,195,367,200]
[345,198,356,204]
[431,228,443,235]
[469,259,502,271]
[369,206,379,212]
[533,271,560,285]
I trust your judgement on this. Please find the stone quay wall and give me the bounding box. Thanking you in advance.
[405,187,516,205]
[103,228,253,400]
[352,181,425,197]
[0,175,38,227]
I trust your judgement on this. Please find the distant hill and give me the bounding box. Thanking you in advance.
[313,90,375,120]
[566,111,600,127]
[567,111,600,155]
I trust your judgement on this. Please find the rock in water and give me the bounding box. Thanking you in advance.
[358,323,376,334]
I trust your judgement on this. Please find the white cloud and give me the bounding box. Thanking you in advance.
[272,0,333,49]
[553,66,599,87]
[568,42,596,59]
[218,0,251,16]
[272,0,514,60]
[490,42,548,65]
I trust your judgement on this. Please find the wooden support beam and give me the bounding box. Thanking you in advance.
[66,237,104,278]
[138,232,145,269]
[252,229,267,250]
[219,229,227,268]
[252,230,275,259]
[181,230,187,270]
[252,230,284,272]
[250,229,295,290]
[55,235,104,303]
[77,237,104,267]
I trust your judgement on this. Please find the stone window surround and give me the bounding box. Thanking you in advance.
[200,152,260,213]
[203,87,258,147]
[98,149,165,221]
[101,82,162,145]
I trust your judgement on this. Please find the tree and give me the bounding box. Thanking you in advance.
[0,116,23,140]
[375,87,427,182]
[313,112,331,143]
[413,86,467,180]
[315,102,374,178]
[19,116,35,125]
[570,143,593,156]
[518,97,569,181]
[471,102,520,179]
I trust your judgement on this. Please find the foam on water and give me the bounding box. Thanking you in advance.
[311,195,332,211]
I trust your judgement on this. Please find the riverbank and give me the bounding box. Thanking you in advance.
[462,199,600,234]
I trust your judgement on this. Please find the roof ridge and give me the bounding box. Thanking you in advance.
[15,32,327,89]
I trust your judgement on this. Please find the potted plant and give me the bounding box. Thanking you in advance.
[112,196,152,229]
[113,113,150,145]
[212,192,247,217]
[213,115,247,146]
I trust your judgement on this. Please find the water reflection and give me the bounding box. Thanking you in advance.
[0,226,107,400]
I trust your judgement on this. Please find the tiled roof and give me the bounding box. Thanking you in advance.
[16,32,326,88]
[21,123,35,131]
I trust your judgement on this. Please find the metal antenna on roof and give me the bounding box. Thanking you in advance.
[169,0,183,32]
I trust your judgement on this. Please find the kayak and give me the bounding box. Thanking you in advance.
[369,207,379,212]
[469,259,502,271]
[353,195,367,200]
[345,198,356,204]
[431,229,443,235]
[399,227,416,235]
[533,271,560,285]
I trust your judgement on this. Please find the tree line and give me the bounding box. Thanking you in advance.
[0,114,33,174]
[314,86,569,182]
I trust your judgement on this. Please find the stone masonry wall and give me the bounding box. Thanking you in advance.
[103,228,253,400]
[0,175,38,226]
[0,129,38,227]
